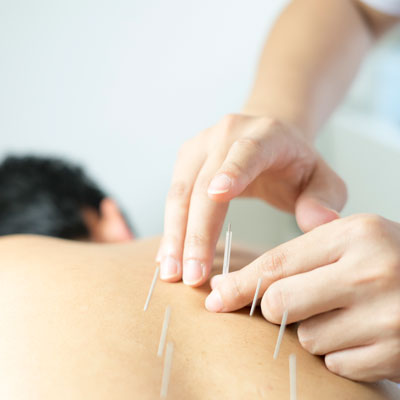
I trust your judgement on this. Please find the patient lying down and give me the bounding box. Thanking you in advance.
[0,235,398,399]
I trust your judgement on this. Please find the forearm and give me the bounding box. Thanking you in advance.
[242,0,375,140]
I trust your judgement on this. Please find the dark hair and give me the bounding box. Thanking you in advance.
[0,155,106,239]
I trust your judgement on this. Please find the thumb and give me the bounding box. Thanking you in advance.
[295,158,347,232]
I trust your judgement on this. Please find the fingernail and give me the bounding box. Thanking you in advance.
[317,200,341,217]
[325,206,340,217]
[208,174,232,195]
[160,256,179,280]
[183,259,204,285]
[210,274,224,289]
[205,289,223,312]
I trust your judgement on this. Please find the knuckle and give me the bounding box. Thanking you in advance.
[223,159,249,181]
[379,255,400,283]
[229,275,247,304]
[219,113,239,130]
[228,137,265,175]
[261,116,282,131]
[382,311,400,334]
[257,249,287,281]
[232,137,264,154]
[216,114,241,141]
[160,232,183,251]
[349,253,400,291]
[351,214,386,240]
[167,181,191,201]
[261,283,285,324]
[184,231,209,249]
[192,176,211,197]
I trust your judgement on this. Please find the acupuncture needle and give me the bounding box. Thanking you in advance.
[273,309,288,359]
[222,223,232,275]
[289,353,297,400]
[157,306,171,357]
[249,277,262,317]
[160,342,174,398]
[143,266,159,311]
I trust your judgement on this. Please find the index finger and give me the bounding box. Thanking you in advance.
[159,138,206,281]
[205,218,345,312]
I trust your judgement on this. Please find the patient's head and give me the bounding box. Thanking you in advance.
[0,155,134,242]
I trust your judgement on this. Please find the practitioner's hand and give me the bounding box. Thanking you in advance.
[206,214,400,382]
[157,114,346,286]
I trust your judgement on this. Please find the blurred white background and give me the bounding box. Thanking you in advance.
[0,0,288,240]
[1,0,399,248]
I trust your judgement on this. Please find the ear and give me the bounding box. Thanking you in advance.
[96,198,134,242]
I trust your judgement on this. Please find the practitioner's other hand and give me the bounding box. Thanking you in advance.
[157,114,346,286]
[206,214,400,382]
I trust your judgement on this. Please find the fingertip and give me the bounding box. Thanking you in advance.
[207,174,232,196]
[324,353,340,375]
[296,197,340,232]
[155,249,162,264]
[160,274,182,283]
[207,191,233,203]
[205,289,223,312]
[160,255,182,282]
[182,259,209,287]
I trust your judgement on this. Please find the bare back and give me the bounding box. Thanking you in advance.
[0,236,397,399]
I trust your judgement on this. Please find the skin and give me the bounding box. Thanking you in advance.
[157,0,400,382]
[0,235,398,399]
[82,197,134,242]
[158,0,399,285]
[206,214,400,382]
